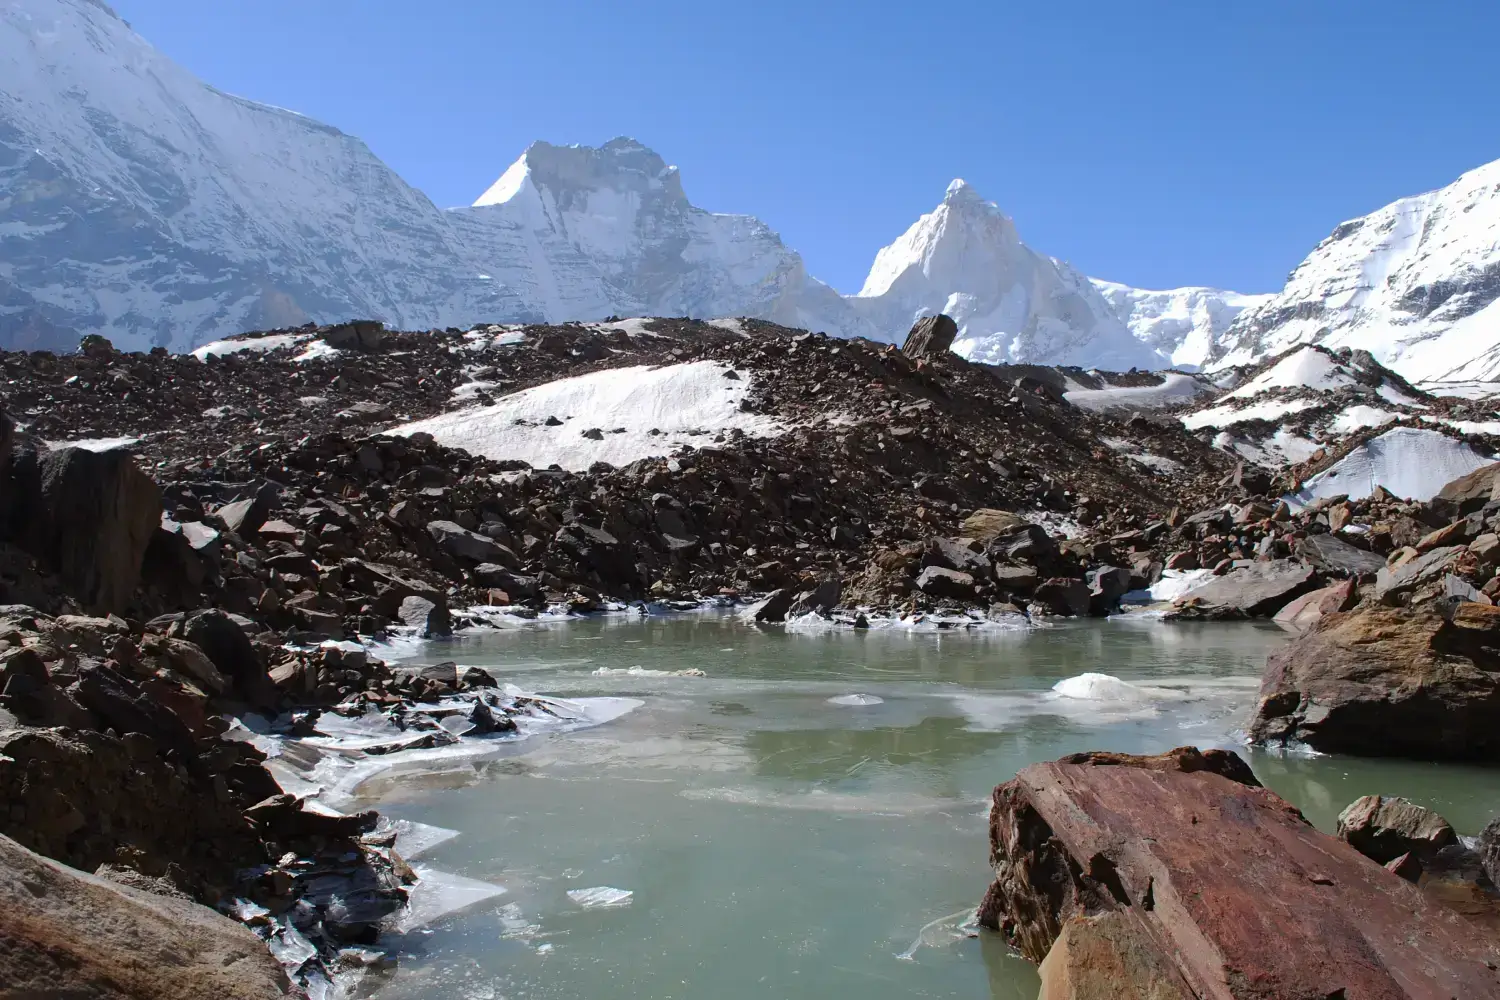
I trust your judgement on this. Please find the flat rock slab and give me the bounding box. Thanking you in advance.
[1168,559,1315,619]
[0,832,288,999]
[978,747,1500,999]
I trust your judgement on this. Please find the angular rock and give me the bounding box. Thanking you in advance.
[1037,911,1194,1000]
[1271,579,1356,634]
[1167,558,1315,619]
[740,588,795,624]
[992,564,1039,593]
[214,485,276,536]
[959,508,1029,544]
[900,313,958,359]
[1085,565,1132,616]
[182,610,275,708]
[1435,460,1500,516]
[427,519,515,565]
[789,577,842,616]
[1374,545,1463,603]
[914,565,976,601]
[398,595,452,638]
[977,747,1500,998]
[37,447,162,613]
[1294,532,1386,577]
[1337,795,1459,865]
[0,833,288,1000]
[1251,603,1500,760]
[554,523,634,583]
[1033,577,1089,617]
[320,319,386,352]
[1482,816,1500,890]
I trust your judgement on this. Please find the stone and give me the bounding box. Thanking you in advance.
[470,563,538,598]
[0,833,288,999]
[1251,603,1500,761]
[214,485,276,536]
[789,577,842,616]
[182,610,275,708]
[37,447,162,613]
[740,588,795,624]
[399,595,452,638]
[1166,559,1316,619]
[1434,460,1500,515]
[1033,578,1090,617]
[959,508,1029,543]
[992,564,1039,592]
[1271,579,1356,635]
[1336,795,1459,865]
[319,319,386,352]
[427,519,515,565]
[1036,912,1193,1000]
[244,793,377,840]
[1294,532,1386,576]
[554,523,634,582]
[900,313,958,359]
[1417,519,1470,552]
[1482,816,1500,889]
[914,565,976,601]
[335,400,394,424]
[976,747,1500,998]
[1373,545,1463,603]
[1085,566,1132,616]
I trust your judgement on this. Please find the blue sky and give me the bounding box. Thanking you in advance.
[112,0,1499,296]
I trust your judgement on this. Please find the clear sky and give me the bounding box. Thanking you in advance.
[110,0,1500,296]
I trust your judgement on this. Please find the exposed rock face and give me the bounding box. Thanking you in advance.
[978,747,1500,998]
[36,447,161,613]
[1167,559,1315,619]
[0,833,289,1000]
[1250,603,1500,761]
[1272,579,1356,634]
[900,314,958,360]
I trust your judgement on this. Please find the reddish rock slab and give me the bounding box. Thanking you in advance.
[978,746,1500,999]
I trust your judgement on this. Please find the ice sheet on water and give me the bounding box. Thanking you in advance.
[591,665,706,677]
[394,866,508,932]
[895,909,979,961]
[381,817,461,860]
[566,886,633,908]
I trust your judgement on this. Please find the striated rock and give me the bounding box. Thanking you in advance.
[915,565,976,601]
[37,447,161,613]
[1483,816,1500,890]
[398,595,452,638]
[427,519,515,565]
[1374,545,1463,604]
[900,313,958,359]
[1294,532,1385,576]
[1167,558,1315,620]
[0,833,288,1000]
[1337,795,1459,864]
[740,588,795,624]
[1251,603,1500,760]
[977,747,1500,998]
[1434,461,1500,516]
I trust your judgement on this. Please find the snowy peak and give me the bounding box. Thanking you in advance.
[851,181,1164,370]
[1092,281,1272,370]
[473,137,687,210]
[1214,157,1500,382]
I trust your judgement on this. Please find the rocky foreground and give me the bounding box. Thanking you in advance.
[5,317,1500,996]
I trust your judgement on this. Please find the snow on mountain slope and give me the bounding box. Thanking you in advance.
[849,181,1167,370]
[1091,281,1271,370]
[0,0,522,352]
[448,139,867,337]
[1212,159,1500,382]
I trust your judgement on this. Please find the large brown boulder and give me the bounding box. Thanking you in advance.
[1250,603,1500,761]
[0,832,288,999]
[38,447,161,613]
[978,747,1500,999]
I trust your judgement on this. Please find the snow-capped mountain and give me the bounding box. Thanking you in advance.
[1091,281,1271,370]
[0,0,521,353]
[849,181,1168,370]
[447,138,863,337]
[1211,159,1500,383]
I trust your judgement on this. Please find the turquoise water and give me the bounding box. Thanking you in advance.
[361,615,1500,999]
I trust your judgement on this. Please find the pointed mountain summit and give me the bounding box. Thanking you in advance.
[850,180,1167,370]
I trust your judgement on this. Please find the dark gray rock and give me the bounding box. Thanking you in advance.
[319,320,386,352]
[182,609,276,709]
[1295,533,1386,577]
[1375,546,1462,604]
[38,447,161,614]
[427,520,515,565]
[399,595,452,638]
[1481,815,1500,889]
[1169,559,1316,619]
[1087,565,1133,616]
[740,588,795,624]
[915,565,976,601]
[1336,795,1459,865]
[1033,578,1089,616]
[790,577,843,616]
[901,314,958,359]
[214,485,276,536]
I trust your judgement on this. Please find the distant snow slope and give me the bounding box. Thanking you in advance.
[849,181,1167,370]
[390,361,781,471]
[1213,159,1500,382]
[1091,281,1271,370]
[0,0,518,353]
[1286,427,1494,506]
